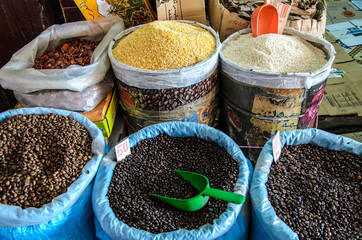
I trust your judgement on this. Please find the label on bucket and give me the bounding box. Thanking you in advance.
[115,138,131,161]
[272,131,281,162]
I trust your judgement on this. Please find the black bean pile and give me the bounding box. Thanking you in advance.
[0,114,93,209]
[107,134,239,233]
[267,144,361,240]
[117,71,217,111]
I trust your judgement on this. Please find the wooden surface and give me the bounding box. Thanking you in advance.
[0,0,55,68]
[59,0,85,22]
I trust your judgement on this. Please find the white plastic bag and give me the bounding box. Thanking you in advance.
[14,70,115,112]
[0,16,124,93]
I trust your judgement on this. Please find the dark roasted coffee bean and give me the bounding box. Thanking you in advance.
[0,114,93,209]
[107,134,239,234]
[267,144,361,240]
[117,71,218,111]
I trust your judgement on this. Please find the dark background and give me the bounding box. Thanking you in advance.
[0,0,78,111]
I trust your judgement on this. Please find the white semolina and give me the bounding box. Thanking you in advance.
[222,33,328,73]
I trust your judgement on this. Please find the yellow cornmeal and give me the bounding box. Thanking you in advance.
[112,21,216,70]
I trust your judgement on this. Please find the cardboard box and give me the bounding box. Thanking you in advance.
[15,88,118,138]
[209,0,326,41]
[157,0,207,25]
[342,131,362,142]
[320,24,362,118]
[73,0,156,28]
[82,88,118,137]
[326,0,362,25]
[321,82,362,116]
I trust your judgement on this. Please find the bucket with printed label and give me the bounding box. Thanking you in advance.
[109,20,221,133]
[219,28,335,163]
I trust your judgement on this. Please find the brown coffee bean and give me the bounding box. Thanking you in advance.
[117,71,218,112]
[267,144,361,240]
[0,114,93,209]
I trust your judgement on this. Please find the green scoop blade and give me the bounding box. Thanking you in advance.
[151,170,245,211]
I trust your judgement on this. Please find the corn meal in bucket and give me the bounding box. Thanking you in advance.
[112,21,216,70]
[222,33,327,73]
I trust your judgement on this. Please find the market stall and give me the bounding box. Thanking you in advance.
[0,1,361,239]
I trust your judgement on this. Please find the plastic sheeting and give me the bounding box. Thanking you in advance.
[14,70,114,112]
[0,107,105,239]
[0,183,95,240]
[93,121,253,240]
[220,28,335,90]
[0,16,124,93]
[250,128,362,240]
[108,20,221,89]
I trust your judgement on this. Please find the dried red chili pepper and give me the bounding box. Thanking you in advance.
[61,44,69,51]
[33,39,101,69]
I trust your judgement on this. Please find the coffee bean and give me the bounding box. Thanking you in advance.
[267,144,361,240]
[117,71,217,112]
[0,114,93,209]
[107,134,239,234]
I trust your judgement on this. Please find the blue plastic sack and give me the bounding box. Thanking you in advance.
[93,121,253,240]
[250,128,362,240]
[0,107,105,240]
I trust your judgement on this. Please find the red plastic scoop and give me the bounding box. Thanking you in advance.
[251,0,279,37]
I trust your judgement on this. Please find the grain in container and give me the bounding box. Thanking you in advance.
[219,28,335,163]
[109,20,221,132]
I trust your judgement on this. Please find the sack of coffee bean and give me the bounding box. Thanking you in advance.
[109,21,221,132]
[0,16,123,94]
[0,107,105,239]
[250,128,361,240]
[93,121,253,240]
[13,70,114,112]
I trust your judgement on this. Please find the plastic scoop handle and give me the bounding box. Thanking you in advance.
[203,187,245,204]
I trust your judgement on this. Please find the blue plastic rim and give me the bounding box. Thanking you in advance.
[250,128,362,240]
[93,121,254,240]
[0,107,105,228]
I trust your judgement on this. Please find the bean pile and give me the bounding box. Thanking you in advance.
[107,134,239,233]
[34,39,100,69]
[118,71,217,111]
[267,144,361,239]
[0,114,93,209]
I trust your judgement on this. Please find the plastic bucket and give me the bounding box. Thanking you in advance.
[93,122,253,240]
[219,28,335,162]
[108,21,221,133]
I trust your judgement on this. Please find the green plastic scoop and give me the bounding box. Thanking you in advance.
[151,170,245,211]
